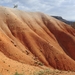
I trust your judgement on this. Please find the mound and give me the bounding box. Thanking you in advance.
[0,6,75,74]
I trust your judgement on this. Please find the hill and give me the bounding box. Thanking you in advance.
[52,16,75,28]
[52,16,74,25]
[0,6,75,75]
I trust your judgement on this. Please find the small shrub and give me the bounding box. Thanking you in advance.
[38,62,44,66]
[33,69,51,75]
[14,72,23,75]
[33,70,44,75]
[34,61,44,66]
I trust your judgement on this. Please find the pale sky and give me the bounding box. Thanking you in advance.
[0,0,75,20]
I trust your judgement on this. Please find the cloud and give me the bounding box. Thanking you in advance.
[0,0,12,3]
[0,0,75,20]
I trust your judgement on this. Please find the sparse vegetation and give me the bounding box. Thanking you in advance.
[14,72,23,75]
[33,69,66,75]
[34,61,44,66]
[12,69,75,75]
[33,69,51,75]
[38,62,44,66]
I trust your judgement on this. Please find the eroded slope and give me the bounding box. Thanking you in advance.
[0,6,75,73]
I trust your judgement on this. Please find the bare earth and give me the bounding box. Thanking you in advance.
[0,6,75,75]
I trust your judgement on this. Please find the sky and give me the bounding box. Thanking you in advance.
[0,0,75,20]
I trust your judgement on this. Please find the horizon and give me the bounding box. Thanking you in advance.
[0,0,75,21]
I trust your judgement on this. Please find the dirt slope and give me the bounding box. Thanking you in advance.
[0,6,75,75]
